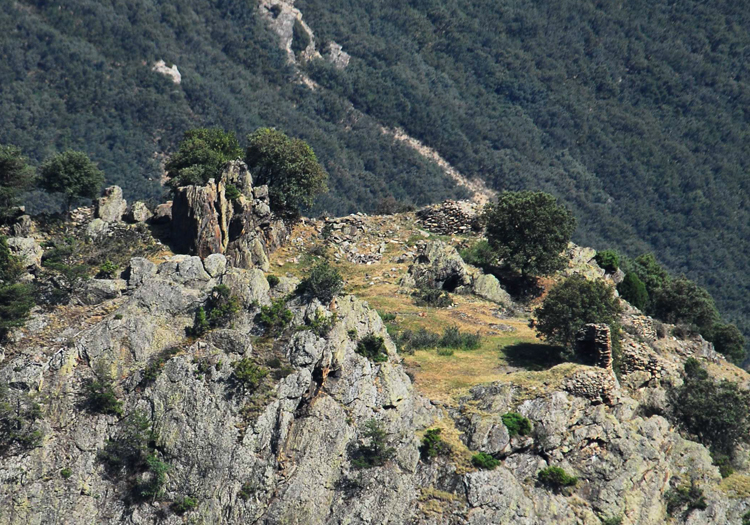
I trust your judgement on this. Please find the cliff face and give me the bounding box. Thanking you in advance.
[1,206,749,525]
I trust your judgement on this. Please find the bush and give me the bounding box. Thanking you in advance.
[459,240,496,269]
[85,373,123,417]
[141,347,180,385]
[436,347,454,356]
[395,328,441,351]
[665,481,707,517]
[98,410,154,473]
[0,236,34,339]
[352,419,395,468]
[669,359,750,458]
[471,452,499,470]
[743,510,750,525]
[60,467,72,479]
[137,453,170,501]
[302,310,335,337]
[171,496,198,515]
[0,383,43,455]
[484,191,576,278]
[0,144,34,222]
[420,428,450,459]
[225,184,241,201]
[703,322,746,364]
[501,413,532,437]
[245,128,328,219]
[232,359,268,392]
[629,253,669,299]
[537,466,578,492]
[535,275,622,349]
[266,274,280,288]
[440,325,481,350]
[205,285,241,327]
[412,288,452,308]
[594,250,620,273]
[165,128,243,189]
[617,272,649,311]
[239,482,255,501]
[601,516,623,525]
[98,260,119,279]
[379,311,397,323]
[299,260,343,303]
[356,334,388,363]
[258,298,293,335]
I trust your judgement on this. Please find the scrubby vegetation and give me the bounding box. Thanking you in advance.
[258,298,294,335]
[0,382,43,455]
[0,145,34,222]
[665,480,707,518]
[471,452,499,470]
[192,285,241,336]
[38,150,104,214]
[352,419,395,468]
[85,372,123,417]
[412,287,452,308]
[355,334,388,363]
[537,466,578,492]
[594,250,619,273]
[0,236,34,339]
[298,260,344,303]
[171,496,199,515]
[420,428,450,459]
[501,413,532,437]
[231,359,268,392]
[165,128,243,190]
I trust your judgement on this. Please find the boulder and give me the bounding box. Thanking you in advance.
[126,257,157,289]
[85,218,108,239]
[7,237,43,268]
[126,201,152,223]
[152,201,173,224]
[203,253,227,278]
[79,279,127,305]
[96,186,127,223]
[171,181,226,258]
[403,240,473,292]
[472,273,512,307]
[11,215,35,237]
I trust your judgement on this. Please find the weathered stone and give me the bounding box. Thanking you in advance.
[7,237,43,267]
[203,253,227,278]
[403,240,473,292]
[472,273,512,307]
[157,255,211,288]
[96,185,127,222]
[126,201,152,223]
[79,279,127,305]
[171,181,225,258]
[152,201,173,224]
[11,215,34,237]
[85,218,108,239]
[126,257,157,289]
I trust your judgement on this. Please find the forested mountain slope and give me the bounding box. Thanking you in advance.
[2,0,750,338]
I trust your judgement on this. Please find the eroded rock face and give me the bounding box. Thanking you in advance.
[7,236,43,267]
[126,201,152,223]
[170,161,289,270]
[96,185,127,223]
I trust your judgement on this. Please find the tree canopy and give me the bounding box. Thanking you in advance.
[38,151,104,213]
[245,128,328,218]
[484,191,576,278]
[165,128,243,190]
[0,145,34,222]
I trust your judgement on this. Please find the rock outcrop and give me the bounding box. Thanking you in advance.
[6,236,43,268]
[96,185,127,223]
[170,161,289,271]
[416,200,482,235]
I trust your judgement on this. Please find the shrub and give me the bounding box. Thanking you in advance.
[60,467,72,479]
[225,184,241,201]
[98,260,119,279]
[302,310,335,337]
[171,496,198,515]
[537,466,578,492]
[420,428,450,459]
[594,250,620,273]
[299,260,343,303]
[0,236,34,339]
[412,288,452,308]
[85,374,123,417]
[436,347,454,356]
[142,347,180,385]
[535,275,622,349]
[440,326,481,350]
[266,274,280,288]
[601,516,623,525]
[711,452,734,478]
[484,191,576,278]
[0,383,43,455]
[743,510,750,525]
[629,253,669,299]
[471,452,499,470]
[396,328,440,351]
[703,322,746,364]
[232,359,268,392]
[192,306,210,336]
[245,128,328,219]
[239,482,255,501]
[665,481,707,517]
[617,272,649,311]
[206,285,241,327]
[501,413,532,437]
[352,419,395,468]
[258,298,293,334]
[0,144,34,222]
[669,359,750,458]
[165,128,242,189]
[137,453,170,501]
[356,334,388,363]
[379,311,397,323]
[459,240,496,269]
[98,410,155,476]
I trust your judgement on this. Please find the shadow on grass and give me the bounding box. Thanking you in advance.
[502,342,565,371]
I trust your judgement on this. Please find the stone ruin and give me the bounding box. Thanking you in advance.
[575,323,613,368]
[565,324,619,405]
[415,200,482,235]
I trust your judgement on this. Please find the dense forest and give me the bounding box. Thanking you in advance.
[1,0,750,342]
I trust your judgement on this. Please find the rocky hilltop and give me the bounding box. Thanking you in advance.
[1,189,750,525]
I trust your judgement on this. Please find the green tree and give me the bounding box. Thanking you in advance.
[630,254,669,298]
[0,145,34,222]
[652,277,719,331]
[594,250,620,273]
[669,359,750,458]
[704,323,746,364]
[535,275,621,349]
[352,419,395,468]
[617,272,649,311]
[245,128,328,219]
[483,191,576,278]
[165,128,243,189]
[38,151,105,214]
[299,260,343,303]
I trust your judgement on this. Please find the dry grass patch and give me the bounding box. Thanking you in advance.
[719,473,750,498]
